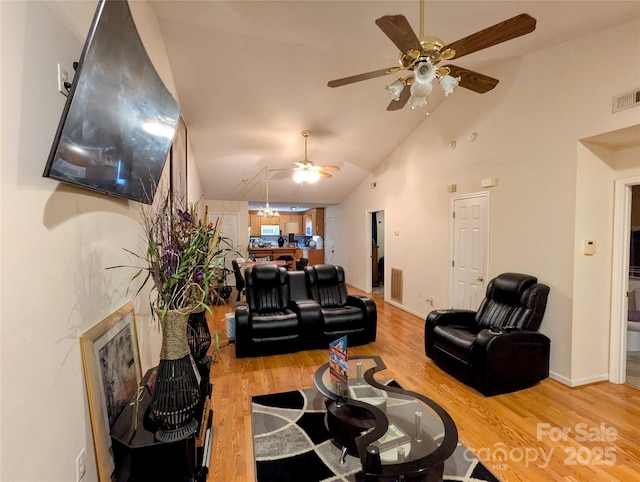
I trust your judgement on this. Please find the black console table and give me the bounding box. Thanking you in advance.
[110,367,213,482]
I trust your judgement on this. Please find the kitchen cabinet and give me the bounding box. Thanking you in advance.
[249,211,281,236]
[297,248,324,266]
[249,212,261,236]
[304,208,324,236]
[279,213,303,233]
[250,211,304,235]
[308,248,324,266]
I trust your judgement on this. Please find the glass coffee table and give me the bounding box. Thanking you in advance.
[314,356,458,481]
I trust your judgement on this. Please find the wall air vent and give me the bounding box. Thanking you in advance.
[390,268,403,304]
[612,87,640,113]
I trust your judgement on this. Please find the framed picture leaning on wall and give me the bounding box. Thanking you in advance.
[80,302,142,482]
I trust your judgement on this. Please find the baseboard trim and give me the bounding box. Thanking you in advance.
[550,371,610,387]
[385,299,426,320]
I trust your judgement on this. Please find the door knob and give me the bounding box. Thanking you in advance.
[474,276,484,282]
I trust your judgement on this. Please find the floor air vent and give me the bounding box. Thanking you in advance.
[390,268,403,303]
[612,87,640,113]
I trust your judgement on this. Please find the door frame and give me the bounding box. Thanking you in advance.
[609,176,640,383]
[364,209,385,295]
[450,191,490,308]
[365,210,373,294]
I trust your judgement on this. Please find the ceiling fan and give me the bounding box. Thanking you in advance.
[292,130,340,184]
[327,2,536,111]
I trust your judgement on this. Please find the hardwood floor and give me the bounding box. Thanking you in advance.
[205,289,640,482]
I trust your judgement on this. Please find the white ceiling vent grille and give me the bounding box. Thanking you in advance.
[612,87,640,113]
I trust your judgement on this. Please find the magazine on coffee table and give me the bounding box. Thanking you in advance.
[329,336,348,392]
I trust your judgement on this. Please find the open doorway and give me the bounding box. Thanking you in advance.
[371,211,385,297]
[626,186,640,387]
[610,175,640,385]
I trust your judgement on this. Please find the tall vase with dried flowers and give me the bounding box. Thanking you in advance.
[110,191,231,442]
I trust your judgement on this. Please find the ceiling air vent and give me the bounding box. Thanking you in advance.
[612,87,640,113]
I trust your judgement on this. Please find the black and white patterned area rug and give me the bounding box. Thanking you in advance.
[251,387,500,482]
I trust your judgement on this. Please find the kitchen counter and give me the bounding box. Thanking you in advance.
[247,247,324,269]
[248,247,297,269]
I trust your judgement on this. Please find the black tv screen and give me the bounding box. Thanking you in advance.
[43,0,181,204]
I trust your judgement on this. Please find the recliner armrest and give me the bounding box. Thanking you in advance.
[425,309,477,359]
[347,295,376,317]
[347,295,377,342]
[427,309,477,327]
[234,302,251,358]
[474,328,550,352]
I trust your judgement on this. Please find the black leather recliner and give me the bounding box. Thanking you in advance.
[425,273,550,396]
[235,265,321,358]
[305,264,377,346]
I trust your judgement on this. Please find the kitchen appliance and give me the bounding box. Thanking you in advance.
[261,225,280,236]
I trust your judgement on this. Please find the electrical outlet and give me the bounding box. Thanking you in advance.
[57,63,69,96]
[76,448,86,481]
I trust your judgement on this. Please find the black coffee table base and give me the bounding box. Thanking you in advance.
[314,356,458,481]
[325,399,377,463]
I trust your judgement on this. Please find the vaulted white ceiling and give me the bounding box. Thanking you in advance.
[150,1,640,211]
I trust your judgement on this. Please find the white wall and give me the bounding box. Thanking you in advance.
[570,143,616,385]
[0,1,187,480]
[330,18,640,385]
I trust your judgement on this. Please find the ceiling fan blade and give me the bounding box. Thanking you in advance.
[444,13,536,60]
[317,165,340,171]
[387,84,411,111]
[375,15,422,55]
[328,67,399,88]
[445,65,499,94]
[318,171,332,179]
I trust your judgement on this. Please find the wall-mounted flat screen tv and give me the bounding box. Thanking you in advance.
[43,0,181,204]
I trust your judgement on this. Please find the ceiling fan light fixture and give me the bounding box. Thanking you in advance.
[308,171,320,183]
[292,130,338,184]
[414,59,436,84]
[386,78,406,101]
[440,74,461,96]
[409,93,429,110]
[293,168,320,184]
[293,170,307,184]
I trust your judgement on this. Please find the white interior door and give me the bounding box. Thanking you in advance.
[451,193,489,309]
[211,213,238,285]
